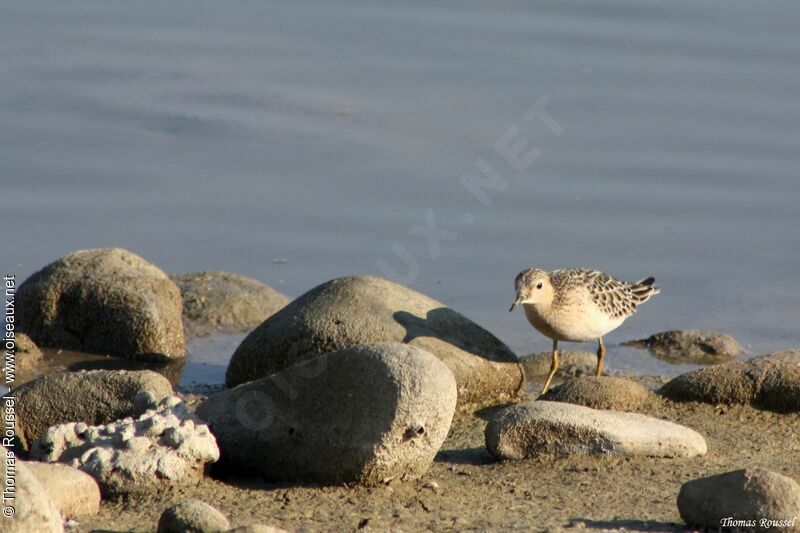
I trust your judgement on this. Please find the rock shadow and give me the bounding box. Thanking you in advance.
[435,447,494,466]
[393,308,515,362]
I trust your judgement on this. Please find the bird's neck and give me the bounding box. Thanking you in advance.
[523,301,550,319]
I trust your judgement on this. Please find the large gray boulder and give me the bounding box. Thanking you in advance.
[224,275,522,408]
[17,248,185,360]
[198,343,457,485]
[25,462,101,518]
[14,369,173,451]
[170,271,288,338]
[0,446,63,533]
[157,499,231,533]
[660,349,800,411]
[485,401,707,461]
[678,469,800,531]
[32,396,219,497]
[623,329,742,364]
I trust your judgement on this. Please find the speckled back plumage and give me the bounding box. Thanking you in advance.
[549,268,659,319]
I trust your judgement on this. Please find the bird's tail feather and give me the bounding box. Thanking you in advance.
[631,277,660,301]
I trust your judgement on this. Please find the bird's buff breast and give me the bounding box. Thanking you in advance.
[522,302,623,342]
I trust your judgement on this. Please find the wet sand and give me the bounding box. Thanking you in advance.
[77,376,800,532]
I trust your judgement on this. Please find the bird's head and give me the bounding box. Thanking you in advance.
[509,268,553,311]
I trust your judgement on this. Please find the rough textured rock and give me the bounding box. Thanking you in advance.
[519,350,597,380]
[157,499,230,533]
[660,349,800,412]
[170,271,288,338]
[13,369,173,451]
[678,469,800,531]
[485,400,707,461]
[540,376,653,411]
[623,329,742,364]
[198,343,457,485]
[31,396,219,496]
[225,275,522,408]
[26,461,101,517]
[17,247,185,360]
[0,445,63,533]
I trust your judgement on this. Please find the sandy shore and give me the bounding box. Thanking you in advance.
[75,375,800,532]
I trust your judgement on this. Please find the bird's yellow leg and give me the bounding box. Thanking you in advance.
[541,339,559,395]
[596,337,606,377]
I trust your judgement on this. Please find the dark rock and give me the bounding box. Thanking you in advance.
[224,275,522,409]
[170,271,288,338]
[659,349,800,412]
[678,469,800,531]
[540,376,653,411]
[623,329,742,364]
[17,247,185,360]
[485,400,707,461]
[13,369,172,450]
[198,342,457,485]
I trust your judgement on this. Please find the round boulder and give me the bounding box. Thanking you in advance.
[198,342,457,485]
[660,349,800,412]
[623,329,742,364]
[170,271,288,338]
[678,469,800,531]
[14,369,173,451]
[17,247,185,360]
[540,376,653,411]
[157,499,231,533]
[224,275,522,408]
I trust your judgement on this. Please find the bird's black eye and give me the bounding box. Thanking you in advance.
[536,282,543,289]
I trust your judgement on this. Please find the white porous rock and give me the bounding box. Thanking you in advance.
[31,396,219,496]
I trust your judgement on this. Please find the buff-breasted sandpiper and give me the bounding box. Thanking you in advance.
[509,268,660,394]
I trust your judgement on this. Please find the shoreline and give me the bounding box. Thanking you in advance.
[74,375,800,531]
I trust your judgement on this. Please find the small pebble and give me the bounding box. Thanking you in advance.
[423,481,439,490]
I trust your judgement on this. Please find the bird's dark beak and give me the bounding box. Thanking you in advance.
[509,295,523,312]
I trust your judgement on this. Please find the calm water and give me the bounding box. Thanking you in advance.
[2,1,799,386]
